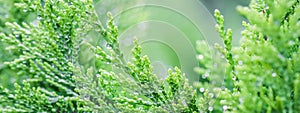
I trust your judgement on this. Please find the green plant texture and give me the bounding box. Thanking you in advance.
[0,0,300,113]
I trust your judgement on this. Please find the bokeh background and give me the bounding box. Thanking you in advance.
[0,0,250,88]
[200,0,249,46]
[93,0,250,82]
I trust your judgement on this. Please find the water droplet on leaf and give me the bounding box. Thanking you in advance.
[238,60,243,65]
[197,54,204,60]
[200,88,205,92]
[208,106,213,111]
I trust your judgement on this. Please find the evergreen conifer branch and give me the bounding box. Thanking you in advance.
[73,15,199,112]
[0,0,300,112]
[0,0,94,112]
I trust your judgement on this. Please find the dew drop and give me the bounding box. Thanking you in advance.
[106,44,112,49]
[239,97,244,104]
[84,94,90,100]
[209,93,214,98]
[223,105,228,111]
[200,88,205,92]
[208,106,213,111]
[232,75,237,80]
[272,73,277,77]
[288,40,295,45]
[202,72,208,79]
[37,16,42,20]
[197,54,204,60]
[64,35,69,39]
[49,97,58,103]
[238,60,243,65]
[158,90,162,93]
[29,69,34,73]
[138,98,143,101]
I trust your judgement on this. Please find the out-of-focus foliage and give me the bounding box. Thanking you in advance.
[200,0,250,46]
[0,0,32,89]
[0,0,33,33]
[0,0,95,112]
[1,0,300,112]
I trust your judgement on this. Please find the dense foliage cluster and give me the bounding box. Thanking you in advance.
[0,0,95,112]
[0,0,299,112]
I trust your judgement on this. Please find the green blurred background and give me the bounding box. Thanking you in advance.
[94,0,250,82]
[0,0,250,88]
[200,0,249,45]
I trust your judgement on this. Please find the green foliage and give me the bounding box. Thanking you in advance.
[1,0,300,112]
[0,0,94,112]
[73,13,198,112]
[0,0,31,89]
[0,0,33,33]
[213,0,300,112]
